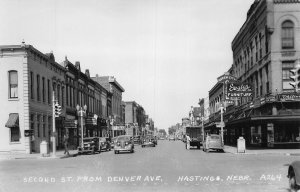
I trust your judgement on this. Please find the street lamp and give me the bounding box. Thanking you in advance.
[76,104,87,149]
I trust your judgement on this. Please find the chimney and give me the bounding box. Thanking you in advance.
[85,69,90,78]
[75,61,81,71]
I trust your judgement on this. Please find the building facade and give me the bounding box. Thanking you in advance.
[92,75,125,137]
[0,44,66,153]
[205,0,300,148]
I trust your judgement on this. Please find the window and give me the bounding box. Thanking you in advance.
[43,115,46,137]
[282,20,294,49]
[11,127,20,142]
[42,77,45,102]
[30,72,34,99]
[62,86,64,107]
[37,75,40,101]
[8,71,18,98]
[282,61,295,91]
[37,115,40,137]
[48,79,51,104]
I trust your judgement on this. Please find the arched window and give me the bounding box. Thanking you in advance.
[8,71,18,98]
[282,20,294,49]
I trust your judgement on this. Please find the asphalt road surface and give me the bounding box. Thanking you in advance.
[0,140,298,192]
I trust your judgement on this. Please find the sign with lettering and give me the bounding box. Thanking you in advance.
[217,75,237,83]
[278,93,300,101]
[24,130,34,137]
[226,83,253,98]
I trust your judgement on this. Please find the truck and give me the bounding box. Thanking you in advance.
[185,126,203,149]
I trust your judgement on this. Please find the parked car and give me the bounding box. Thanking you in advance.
[203,134,224,152]
[153,136,158,145]
[114,135,134,154]
[110,137,118,149]
[78,137,100,155]
[169,135,176,141]
[133,136,141,145]
[99,137,111,151]
[288,161,300,191]
[141,136,156,147]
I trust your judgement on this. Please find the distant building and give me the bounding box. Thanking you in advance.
[92,75,125,137]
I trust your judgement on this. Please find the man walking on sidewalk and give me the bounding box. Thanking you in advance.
[63,134,70,156]
[186,134,191,150]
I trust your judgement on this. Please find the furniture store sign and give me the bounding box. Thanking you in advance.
[226,83,253,98]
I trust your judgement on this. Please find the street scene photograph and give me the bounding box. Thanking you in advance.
[1,0,300,191]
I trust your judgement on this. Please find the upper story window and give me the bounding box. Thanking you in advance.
[8,71,18,99]
[282,20,294,49]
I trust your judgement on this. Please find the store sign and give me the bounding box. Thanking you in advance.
[217,75,237,83]
[24,130,34,137]
[226,83,253,97]
[265,95,276,103]
[112,126,125,131]
[278,93,300,101]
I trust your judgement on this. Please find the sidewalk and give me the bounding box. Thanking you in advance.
[0,150,78,160]
[224,145,300,156]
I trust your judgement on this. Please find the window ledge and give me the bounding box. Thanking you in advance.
[8,98,19,101]
[10,142,21,144]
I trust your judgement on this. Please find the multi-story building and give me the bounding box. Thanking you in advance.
[0,43,66,153]
[206,0,300,148]
[92,75,125,137]
[124,101,148,136]
[62,59,109,149]
[0,43,125,153]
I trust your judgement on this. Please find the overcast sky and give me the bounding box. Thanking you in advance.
[0,0,254,130]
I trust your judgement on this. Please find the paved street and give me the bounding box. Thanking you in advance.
[0,140,298,192]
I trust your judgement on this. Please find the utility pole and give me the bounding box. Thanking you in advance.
[52,91,56,157]
[220,103,224,145]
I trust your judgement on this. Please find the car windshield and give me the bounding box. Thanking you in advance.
[117,136,131,142]
[99,138,106,142]
[83,138,95,142]
[210,135,220,140]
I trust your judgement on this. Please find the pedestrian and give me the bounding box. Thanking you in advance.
[186,134,191,150]
[63,134,70,156]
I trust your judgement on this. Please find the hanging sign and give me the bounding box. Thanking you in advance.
[217,75,237,83]
[226,83,253,97]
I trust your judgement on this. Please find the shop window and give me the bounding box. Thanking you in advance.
[11,127,20,142]
[251,126,262,144]
[8,71,18,99]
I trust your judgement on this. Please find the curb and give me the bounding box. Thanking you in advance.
[223,149,298,156]
[0,153,78,160]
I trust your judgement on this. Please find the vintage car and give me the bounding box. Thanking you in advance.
[169,135,176,141]
[114,135,134,154]
[77,137,100,155]
[288,161,300,191]
[203,134,224,152]
[110,137,118,149]
[99,137,111,151]
[141,136,156,147]
[133,136,141,145]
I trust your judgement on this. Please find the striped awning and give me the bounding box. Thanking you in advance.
[5,113,19,128]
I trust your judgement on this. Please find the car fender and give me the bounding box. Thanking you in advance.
[289,161,300,186]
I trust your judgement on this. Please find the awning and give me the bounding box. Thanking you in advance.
[5,113,19,128]
[251,115,300,121]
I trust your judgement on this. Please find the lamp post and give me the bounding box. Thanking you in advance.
[76,104,87,149]
[201,116,205,143]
